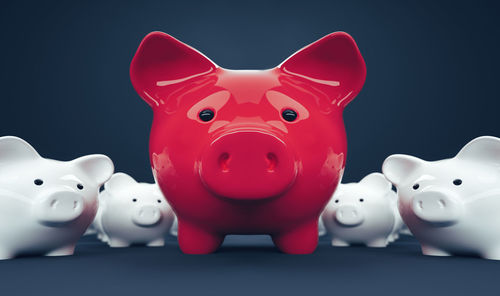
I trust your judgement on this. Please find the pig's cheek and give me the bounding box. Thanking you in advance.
[398,193,414,217]
[467,195,500,214]
[0,189,36,211]
[86,193,99,216]
[151,151,177,178]
[7,194,35,215]
[319,148,345,188]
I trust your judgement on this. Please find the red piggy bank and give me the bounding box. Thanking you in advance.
[130,31,366,254]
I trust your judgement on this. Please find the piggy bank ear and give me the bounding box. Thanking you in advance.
[130,32,217,108]
[104,172,137,193]
[382,155,424,186]
[0,136,40,164]
[359,173,391,193]
[279,32,366,108]
[456,136,500,164]
[72,155,114,186]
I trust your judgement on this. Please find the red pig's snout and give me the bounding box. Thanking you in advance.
[200,130,297,200]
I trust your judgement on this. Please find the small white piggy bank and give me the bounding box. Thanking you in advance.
[387,191,405,242]
[383,136,500,260]
[93,172,175,247]
[322,173,398,247]
[0,136,113,259]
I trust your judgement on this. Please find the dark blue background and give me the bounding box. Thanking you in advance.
[0,1,499,295]
[2,0,499,183]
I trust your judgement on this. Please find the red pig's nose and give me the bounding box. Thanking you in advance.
[200,130,297,200]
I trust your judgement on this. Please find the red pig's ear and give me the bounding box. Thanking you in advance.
[130,32,217,108]
[279,32,366,109]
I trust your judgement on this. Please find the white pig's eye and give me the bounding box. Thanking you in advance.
[334,199,339,203]
[132,198,137,202]
[453,179,462,186]
[34,179,43,186]
[157,199,162,203]
[359,198,364,202]
[77,184,84,190]
[412,183,419,190]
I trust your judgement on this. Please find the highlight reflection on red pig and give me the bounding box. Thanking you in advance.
[130,31,366,254]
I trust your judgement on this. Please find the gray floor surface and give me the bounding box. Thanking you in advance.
[0,234,495,296]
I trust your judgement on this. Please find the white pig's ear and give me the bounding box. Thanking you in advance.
[104,172,137,193]
[0,136,40,164]
[279,32,366,109]
[455,136,500,165]
[359,172,391,193]
[130,32,218,109]
[382,155,424,186]
[72,155,114,186]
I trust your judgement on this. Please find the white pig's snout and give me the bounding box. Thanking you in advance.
[132,205,162,227]
[335,204,365,226]
[411,189,463,224]
[33,189,85,224]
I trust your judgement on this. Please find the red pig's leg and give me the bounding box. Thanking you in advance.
[177,219,224,254]
[272,220,318,254]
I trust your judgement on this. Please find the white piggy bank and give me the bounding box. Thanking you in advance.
[383,136,500,260]
[322,173,397,247]
[388,191,405,242]
[0,136,114,259]
[169,216,178,236]
[93,172,175,247]
[318,218,327,237]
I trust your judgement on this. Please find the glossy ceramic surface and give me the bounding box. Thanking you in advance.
[0,136,114,259]
[383,136,500,260]
[387,187,406,243]
[130,31,366,254]
[93,172,175,247]
[322,173,400,248]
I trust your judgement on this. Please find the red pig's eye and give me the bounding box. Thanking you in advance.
[199,109,215,122]
[282,109,298,122]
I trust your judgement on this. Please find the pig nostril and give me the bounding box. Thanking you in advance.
[266,153,277,172]
[50,199,58,208]
[418,200,424,209]
[219,153,230,172]
[438,199,446,208]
